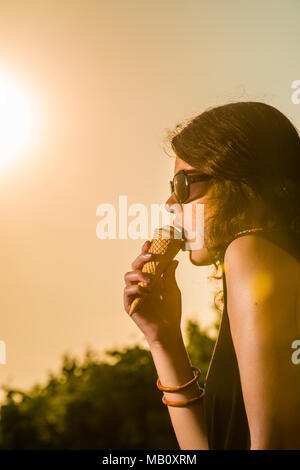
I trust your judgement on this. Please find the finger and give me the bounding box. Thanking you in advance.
[162,260,179,282]
[147,276,166,302]
[151,286,165,303]
[124,271,154,286]
[154,275,166,293]
[124,284,151,312]
[124,284,151,298]
[131,251,154,271]
[141,240,151,254]
[130,240,152,271]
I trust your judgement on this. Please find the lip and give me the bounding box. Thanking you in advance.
[173,223,189,251]
[173,223,184,237]
[174,224,190,240]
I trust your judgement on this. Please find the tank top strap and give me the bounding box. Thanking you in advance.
[222,226,300,267]
[222,227,266,266]
[233,226,286,239]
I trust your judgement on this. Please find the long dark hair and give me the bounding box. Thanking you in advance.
[166,101,300,261]
[165,101,300,311]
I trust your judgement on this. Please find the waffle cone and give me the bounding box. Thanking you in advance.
[128,225,184,316]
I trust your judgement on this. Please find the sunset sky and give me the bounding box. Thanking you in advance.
[0,0,299,400]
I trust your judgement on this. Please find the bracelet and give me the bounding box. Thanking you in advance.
[162,388,205,407]
[156,366,201,392]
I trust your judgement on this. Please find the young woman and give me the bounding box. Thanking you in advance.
[123,101,300,450]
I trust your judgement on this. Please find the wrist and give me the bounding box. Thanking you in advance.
[148,336,203,401]
[146,329,184,350]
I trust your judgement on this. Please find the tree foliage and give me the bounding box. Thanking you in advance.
[0,319,218,449]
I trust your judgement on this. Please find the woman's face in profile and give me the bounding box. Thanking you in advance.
[165,156,216,266]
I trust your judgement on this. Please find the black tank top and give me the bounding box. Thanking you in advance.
[203,228,300,450]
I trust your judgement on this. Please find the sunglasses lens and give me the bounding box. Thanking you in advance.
[174,172,189,203]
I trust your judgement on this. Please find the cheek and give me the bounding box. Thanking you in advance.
[182,200,206,239]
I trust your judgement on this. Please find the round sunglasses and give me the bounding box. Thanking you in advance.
[170,169,212,204]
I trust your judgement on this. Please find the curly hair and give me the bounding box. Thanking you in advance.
[165,101,300,312]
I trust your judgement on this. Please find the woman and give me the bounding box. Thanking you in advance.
[123,101,300,450]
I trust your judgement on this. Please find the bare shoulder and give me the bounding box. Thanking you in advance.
[223,233,300,448]
[224,233,299,283]
[223,233,299,334]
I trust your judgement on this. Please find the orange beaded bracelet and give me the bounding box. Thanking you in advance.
[156,366,201,392]
[162,387,205,407]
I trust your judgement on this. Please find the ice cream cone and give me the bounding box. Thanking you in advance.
[128,225,184,316]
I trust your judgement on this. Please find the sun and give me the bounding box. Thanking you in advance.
[0,71,37,173]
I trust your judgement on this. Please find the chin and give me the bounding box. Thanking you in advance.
[188,247,212,266]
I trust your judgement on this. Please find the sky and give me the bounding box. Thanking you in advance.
[0,0,299,400]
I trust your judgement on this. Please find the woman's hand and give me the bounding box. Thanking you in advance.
[123,240,182,345]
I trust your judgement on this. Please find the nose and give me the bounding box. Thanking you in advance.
[164,194,183,228]
[164,194,178,213]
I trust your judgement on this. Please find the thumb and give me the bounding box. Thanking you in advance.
[163,260,179,282]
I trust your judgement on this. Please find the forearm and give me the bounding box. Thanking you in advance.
[148,332,209,450]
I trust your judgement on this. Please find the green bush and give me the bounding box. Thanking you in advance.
[0,319,217,449]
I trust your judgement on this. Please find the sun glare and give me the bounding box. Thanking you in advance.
[0,71,37,173]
